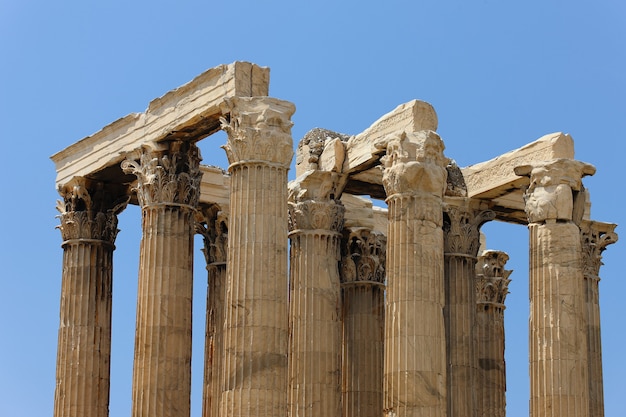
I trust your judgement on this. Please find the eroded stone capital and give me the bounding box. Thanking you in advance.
[581,221,618,280]
[121,140,202,208]
[288,200,345,233]
[196,203,229,266]
[340,228,387,284]
[379,130,447,197]
[514,158,595,224]
[56,177,129,244]
[476,250,512,306]
[443,201,495,256]
[220,96,295,167]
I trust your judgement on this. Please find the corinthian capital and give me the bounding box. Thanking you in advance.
[476,250,512,306]
[288,170,345,232]
[56,177,129,244]
[220,96,295,167]
[443,201,495,256]
[514,158,595,224]
[121,141,202,208]
[581,221,618,280]
[340,228,387,284]
[379,130,448,197]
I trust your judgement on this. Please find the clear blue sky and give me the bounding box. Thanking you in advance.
[1,1,624,416]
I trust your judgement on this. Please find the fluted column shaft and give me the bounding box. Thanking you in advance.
[475,250,511,417]
[123,141,202,417]
[443,200,493,417]
[197,205,229,417]
[340,228,386,417]
[219,96,295,417]
[381,131,448,417]
[580,222,617,417]
[54,179,127,417]
[515,159,595,417]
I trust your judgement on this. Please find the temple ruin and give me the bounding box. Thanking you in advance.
[51,62,617,417]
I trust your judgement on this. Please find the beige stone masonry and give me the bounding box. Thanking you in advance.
[381,130,448,417]
[54,178,128,417]
[288,170,345,417]
[51,62,268,188]
[515,158,595,417]
[475,250,512,417]
[580,221,618,417]
[443,198,495,417]
[219,96,294,417]
[122,141,202,417]
[340,227,386,417]
[196,204,229,417]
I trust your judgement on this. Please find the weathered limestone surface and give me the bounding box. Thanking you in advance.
[51,62,268,188]
[475,250,512,417]
[51,62,619,417]
[443,198,494,417]
[196,204,229,417]
[219,96,295,417]
[515,159,595,417]
[381,130,448,417]
[288,170,345,417]
[54,179,127,417]
[122,141,202,417]
[340,227,386,417]
[580,221,617,417]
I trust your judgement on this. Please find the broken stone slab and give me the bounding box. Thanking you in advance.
[51,61,269,188]
[462,132,575,200]
[343,100,438,174]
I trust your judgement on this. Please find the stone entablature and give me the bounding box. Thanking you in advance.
[51,61,617,417]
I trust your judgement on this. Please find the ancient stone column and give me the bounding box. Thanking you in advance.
[219,96,295,417]
[380,130,448,417]
[580,221,617,417]
[515,159,596,417]
[340,227,386,417]
[196,204,229,417]
[54,178,128,417]
[475,250,512,417]
[122,140,202,417]
[442,199,494,417]
[287,170,344,417]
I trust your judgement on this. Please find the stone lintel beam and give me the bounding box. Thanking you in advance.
[341,193,387,234]
[51,61,269,188]
[199,165,230,206]
[458,132,576,224]
[295,101,438,198]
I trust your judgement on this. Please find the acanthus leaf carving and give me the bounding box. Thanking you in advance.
[56,178,129,244]
[220,96,295,167]
[443,203,495,256]
[580,221,618,280]
[121,141,202,208]
[196,204,229,266]
[475,250,512,307]
[340,228,387,284]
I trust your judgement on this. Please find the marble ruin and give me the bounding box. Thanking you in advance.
[51,62,617,417]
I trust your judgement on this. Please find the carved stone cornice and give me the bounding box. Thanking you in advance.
[196,204,229,267]
[443,202,495,257]
[220,96,295,168]
[121,141,202,208]
[475,250,512,307]
[514,158,595,224]
[580,221,618,281]
[340,228,386,285]
[56,178,129,244]
[379,130,447,198]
